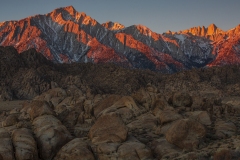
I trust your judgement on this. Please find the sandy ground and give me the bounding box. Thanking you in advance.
[0,100,25,112]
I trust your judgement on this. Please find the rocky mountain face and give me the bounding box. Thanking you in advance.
[1,6,240,72]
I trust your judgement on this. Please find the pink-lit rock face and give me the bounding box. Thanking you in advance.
[0,6,240,72]
[115,32,184,70]
[177,23,225,41]
[208,34,240,66]
[102,21,125,30]
[87,37,128,63]
[0,18,53,60]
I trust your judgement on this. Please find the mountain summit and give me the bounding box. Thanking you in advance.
[102,21,125,30]
[176,23,225,41]
[0,6,240,72]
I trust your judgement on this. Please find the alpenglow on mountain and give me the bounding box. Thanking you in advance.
[0,6,240,72]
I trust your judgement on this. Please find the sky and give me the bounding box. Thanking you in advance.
[0,0,239,34]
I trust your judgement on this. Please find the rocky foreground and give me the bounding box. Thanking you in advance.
[1,75,240,159]
[1,47,240,159]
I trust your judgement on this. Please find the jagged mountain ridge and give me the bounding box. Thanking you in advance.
[0,6,240,72]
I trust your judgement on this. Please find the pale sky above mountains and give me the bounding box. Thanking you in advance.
[0,0,239,33]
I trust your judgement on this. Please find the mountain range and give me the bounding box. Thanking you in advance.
[2,6,240,160]
[0,6,240,72]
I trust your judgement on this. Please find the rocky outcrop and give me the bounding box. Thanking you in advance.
[102,21,125,30]
[213,148,240,160]
[117,137,153,160]
[93,95,122,117]
[215,120,237,139]
[96,96,144,123]
[188,111,212,126]
[158,109,182,125]
[2,114,19,127]
[165,119,206,150]
[169,92,193,108]
[54,138,95,160]
[89,113,128,144]
[0,128,15,160]
[178,23,225,41]
[28,100,55,120]
[12,128,39,160]
[96,142,120,159]
[32,115,72,160]
[151,138,180,159]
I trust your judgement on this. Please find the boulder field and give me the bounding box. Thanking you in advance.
[1,83,240,160]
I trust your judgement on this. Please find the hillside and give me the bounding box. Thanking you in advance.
[1,46,240,100]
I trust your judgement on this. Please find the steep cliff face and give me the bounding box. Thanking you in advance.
[208,33,240,66]
[0,6,240,72]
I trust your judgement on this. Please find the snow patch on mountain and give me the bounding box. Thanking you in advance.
[174,34,186,43]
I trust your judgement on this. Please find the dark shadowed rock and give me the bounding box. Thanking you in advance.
[158,109,182,125]
[28,100,55,120]
[117,136,153,160]
[188,111,212,126]
[32,115,72,160]
[34,88,67,106]
[2,114,18,127]
[96,142,120,159]
[89,113,128,144]
[157,121,176,135]
[11,68,51,99]
[0,87,13,101]
[215,120,237,139]
[165,119,206,150]
[0,128,15,160]
[213,148,240,160]
[170,92,193,108]
[151,95,171,116]
[12,128,39,160]
[127,113,158,131]
[54,138,95,160]
[132,85,160,111]
[97,96,144,123]
[93,94,122,117]
[151,138,180,159]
